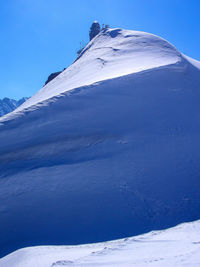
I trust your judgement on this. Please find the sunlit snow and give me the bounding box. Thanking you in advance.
[1,220,200,267]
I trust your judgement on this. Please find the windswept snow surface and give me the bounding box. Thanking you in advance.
[1,220,200,267]
[4,28,181,114]
[0,28,200,257]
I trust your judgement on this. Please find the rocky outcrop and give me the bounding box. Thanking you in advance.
[44,71,62,85]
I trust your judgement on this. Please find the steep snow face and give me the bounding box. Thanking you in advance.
[0,28,200,258]
[13,28,182,112]
[1,220,200,267]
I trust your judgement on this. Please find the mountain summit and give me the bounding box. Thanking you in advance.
[0,28,200,257]
[2,27,187,117]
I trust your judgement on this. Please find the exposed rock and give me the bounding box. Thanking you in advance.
[45,71,62,85]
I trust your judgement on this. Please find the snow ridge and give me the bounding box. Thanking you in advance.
[4,28,183,115]
[1,220,200,267]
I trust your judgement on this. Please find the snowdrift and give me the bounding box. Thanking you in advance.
[0,28,200,257]
[2,28,182,113]
[1,220,200,266]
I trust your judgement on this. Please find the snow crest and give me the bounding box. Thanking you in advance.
[1,220,200,267]
[2,28,183,116]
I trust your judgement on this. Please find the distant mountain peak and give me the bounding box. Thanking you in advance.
[0,97,28,117]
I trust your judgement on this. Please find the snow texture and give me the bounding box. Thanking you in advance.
[2,28,182,115]
[1,220,200,267]
[0,28,200,258]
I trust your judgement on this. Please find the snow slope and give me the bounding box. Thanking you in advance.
[0,28,200,258]
[1,220,200,267]
[2,28,182,115]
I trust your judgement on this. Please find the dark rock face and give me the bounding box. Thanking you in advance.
[89,21,101,41]
[0,97,28,117]
[45,71,62,85]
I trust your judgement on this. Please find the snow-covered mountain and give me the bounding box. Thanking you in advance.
[0,97,28,117]
[7,28,183,112]
[0,28,200,258]
[1,220,200,267]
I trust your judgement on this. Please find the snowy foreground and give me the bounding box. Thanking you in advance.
[1,220,200,267]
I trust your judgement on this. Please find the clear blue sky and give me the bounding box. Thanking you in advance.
[0,0,200,99]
